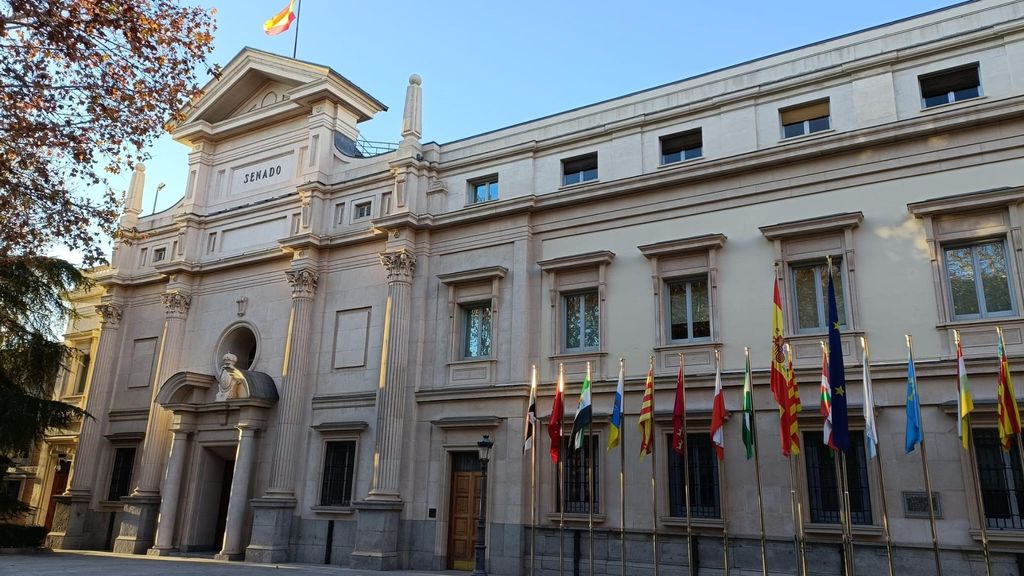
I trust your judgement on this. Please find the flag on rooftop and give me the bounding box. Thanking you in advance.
[264,0,297,36]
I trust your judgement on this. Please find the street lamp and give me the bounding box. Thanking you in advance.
[471,434,494,576]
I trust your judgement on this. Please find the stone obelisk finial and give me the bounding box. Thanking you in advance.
[398,74,422,153]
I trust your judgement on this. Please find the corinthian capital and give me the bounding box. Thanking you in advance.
[95,303,123,327]
[379,249,416,283]
[161,290,192,318]
[285,267,319,299]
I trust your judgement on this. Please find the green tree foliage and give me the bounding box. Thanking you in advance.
[0,0,217,266]
[0,256,90,520]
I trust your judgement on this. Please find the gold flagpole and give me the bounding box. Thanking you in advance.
[861,337,895,576]
[907,334,943,576]
[838,452,856,576]
[716,349,730,576]
[746,347,769,576]
[649,355,659,576]
[531,364,538,576]
[619,358,626,576]
[680,353,695,576]
[558,363,566,576]
[587,363,594,576]
[955,330,991,576]
[783,344,807,576]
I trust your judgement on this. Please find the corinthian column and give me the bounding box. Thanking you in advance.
[113,289,191,554]
[368,249,416,500]
[245,266,318,564]
[47,302,123,550]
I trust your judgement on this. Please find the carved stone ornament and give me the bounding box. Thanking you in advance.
[161,290,192,318]
[95,303,123,326]
[379,250,417,283]
[285,268,319,299]
[216,353,247,402]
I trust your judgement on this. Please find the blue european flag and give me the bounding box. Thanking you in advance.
[905,345,923,454]
[827,266,849,452]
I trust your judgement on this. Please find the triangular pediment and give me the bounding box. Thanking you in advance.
[172,47,387,144]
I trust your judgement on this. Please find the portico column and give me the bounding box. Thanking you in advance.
[113,289,191,554]
[47,302,123,550]
[147,427,192,556]
[245,266,318,564]
[216,424,259,561]
[350,248,416,571]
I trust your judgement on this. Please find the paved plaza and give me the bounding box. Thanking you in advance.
[0,551,449,576]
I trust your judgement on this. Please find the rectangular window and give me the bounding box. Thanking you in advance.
[660,129,703,164]
[469,176,499,204]
[562,153,598,186]
[974,429,1024,529]
[666,275,711,342]
[107,447,136,501]
[780,99,831,139]
[73,352,91,395]
[354,202,372,220]
[803,431,872,525]
[319,440,356,507]
[152,247,166,263]
[920,64,981,108]
[462,303,493,358]
[667,433,721,518]
[563,290,599,352]
[944,240,1015,320]
[792,260,846,333]
[556,435,599,514]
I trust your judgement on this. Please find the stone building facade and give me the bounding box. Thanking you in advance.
[23,1,1024,574]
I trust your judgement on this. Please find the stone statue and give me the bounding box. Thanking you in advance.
[216,353,246,402]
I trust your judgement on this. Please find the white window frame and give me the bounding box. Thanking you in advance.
[461,301,493,359]
[561,153,598,187]
[468,174,499,205]
[789,258,849,334]
[942,239,1017,321]
[437,266,507,385]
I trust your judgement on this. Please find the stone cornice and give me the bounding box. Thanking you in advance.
[638,234,727,259]
[759,212,864,240]
[537,250,615,273]
[436,266,508,285]
[907,186,1024,217]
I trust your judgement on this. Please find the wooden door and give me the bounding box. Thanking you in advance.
[44,465,70,530]
[447,452,482,570]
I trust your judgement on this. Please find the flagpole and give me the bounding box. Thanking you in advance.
[679,353,695,576]
[838,452,856,576]
[745,347,769,576]
[291,0,302,59]
[618,358,626,576]
[531,365,538,576]
[559,363,566,576]
[783,343,808,576]
[860,337,895,576]
[907,334,943,576]
[716,349,730,576]
[649,356,659,576]
[586,363,595,576]
[953,330,991,576]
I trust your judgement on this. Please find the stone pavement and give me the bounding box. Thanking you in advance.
[0,550,454,576]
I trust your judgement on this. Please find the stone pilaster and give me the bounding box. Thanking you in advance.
[47,302,123,550]
[245,266,318,563]
[216,425,259,561]
[147,427,192,556]
[113,289,190,554]
[351,249,416,570]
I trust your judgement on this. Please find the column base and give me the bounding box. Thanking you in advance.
[350,499,403,571]
[112,495,161,554]
[45,494,90,550]
[244,496,296,564]
[146,546,177,557]
[214,552,244,561]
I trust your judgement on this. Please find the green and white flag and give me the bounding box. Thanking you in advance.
[571,364,593,450]
[742,349,755,459]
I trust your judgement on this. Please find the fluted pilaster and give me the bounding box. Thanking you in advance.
[368,249,416,500]
[266,267,318,493]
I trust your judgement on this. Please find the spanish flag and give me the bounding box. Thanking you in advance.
[264,0,297,36]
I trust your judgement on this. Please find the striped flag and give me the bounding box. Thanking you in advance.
[263,0,298,36]
[905,340,923,454]
[710,353,727,460]
[524,365,538,453]
[770,278,796,456]
[742,349,755,459]
[997,328,1022,451]
[672,359,686,455]
[608,361,625,450]
[862,339,878,459]
[955,332,973,450]
[784,344,802,456]
[820,344,834,449]
[639,365,655,459]
[548,367,565,463]
[571,365,593,450]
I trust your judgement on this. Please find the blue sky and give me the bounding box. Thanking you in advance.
[128,0,965,215]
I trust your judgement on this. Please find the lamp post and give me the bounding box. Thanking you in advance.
[472,434,494,576]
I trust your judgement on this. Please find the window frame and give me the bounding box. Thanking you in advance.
[318,439,357,508]
[353,201,373,221]
[561,153,598,187]
[919,63,982,109]
[467,174,499,205]
[665,432,721,519]
[106,445,137,503]
[310,422,366,514]
[802,430,873,526]
[660,129,704,165]
[555,433,601,515]
[561,289,600,353]
[779,99,831,139]
[942,239,1017,321]
[437,266,507,385]
[152,246,167,263]
[461,301,493,359]
[789,258,849,334]
[664,274,713,344]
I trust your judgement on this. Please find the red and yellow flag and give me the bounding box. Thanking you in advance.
[638,363,655,459]
[770,278,802,456]
[997,327,1021,450]
[264,0,297,36]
